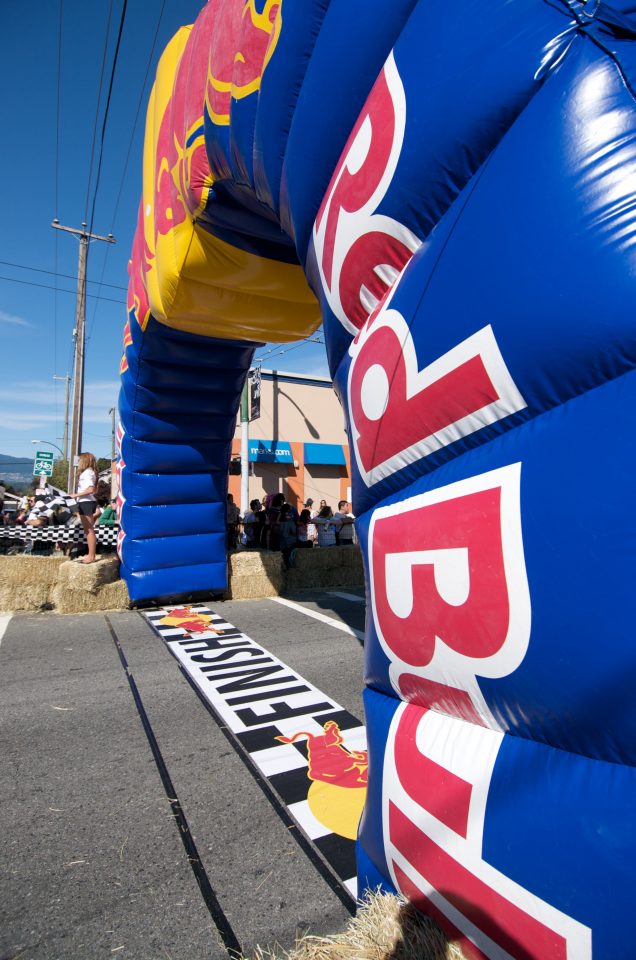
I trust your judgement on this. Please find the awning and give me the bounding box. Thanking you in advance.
[303,442,346,466]
[248,440,293,463]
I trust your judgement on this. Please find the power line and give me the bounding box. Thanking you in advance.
[87,0,129,243]
[84,0,114,226]
[254,334,325,363]
[0,274,125,305]
[255,332,324,358]
[0,259,127,290]
[54,0,63,221]
[54,0,64,386]
[109,0,165,231]
[88,0,166,342]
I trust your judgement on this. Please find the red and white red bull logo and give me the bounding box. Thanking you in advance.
[369,464,530,727]
[348,304,527,487]
[312,52,420,336]
[369,466,592,955]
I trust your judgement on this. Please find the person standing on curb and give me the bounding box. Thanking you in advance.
[74,452,98,564]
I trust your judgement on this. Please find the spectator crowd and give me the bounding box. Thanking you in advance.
[227,492,355,568]
[2,473,356,569]
[0,474,117,558]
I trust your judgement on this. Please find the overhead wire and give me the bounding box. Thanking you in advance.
[0,274,126,305]
[0,259,127,291]
[83,0,114,227]
[109,0,165,231]
[55,0,113,451]
[53,0,65,438]
[3,260,126,290]
[86,0,129,244]
[254,331,326,365]
[255,329,324,358]
[87,0,166,343]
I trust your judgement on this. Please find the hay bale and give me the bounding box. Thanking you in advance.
[0,554,65,588]
[285,545,364,591]
[0,582,53,612]
[227,549,285,599]
[57,555,121,594]
[52,579,130,614]
[246,889,466,960]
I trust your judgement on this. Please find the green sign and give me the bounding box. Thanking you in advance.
[33,450,54,477]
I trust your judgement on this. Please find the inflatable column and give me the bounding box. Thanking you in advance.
[303,3,636,958]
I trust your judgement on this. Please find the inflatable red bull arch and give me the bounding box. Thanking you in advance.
[119,1,636,955]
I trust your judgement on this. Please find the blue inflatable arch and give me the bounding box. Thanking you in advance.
[119,2,636,956]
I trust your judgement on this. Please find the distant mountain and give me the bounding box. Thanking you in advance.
[0,454,36,491]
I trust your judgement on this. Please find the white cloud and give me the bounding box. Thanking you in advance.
[0,378,120,438]
[0,411,60,431]
[0,310,31,327]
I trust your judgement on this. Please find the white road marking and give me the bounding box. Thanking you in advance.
[0,613,12,646]
[270,597,365,641]
[327,591,366,604]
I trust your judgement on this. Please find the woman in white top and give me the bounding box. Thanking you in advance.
[74,451,98,563]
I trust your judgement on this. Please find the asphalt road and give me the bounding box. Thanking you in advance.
[0,589,367,960]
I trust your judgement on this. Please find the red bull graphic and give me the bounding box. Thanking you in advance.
[153,15,213,241]
[144,605,366,893]
[348,303,527,488]
[384,703,591,959]
[277,721,368,841]
[312,54,420,336]
[127,202,153,332]
[206,0,282,126]
[157,606,221,635]
[114,422,126,561]
[369,464,530,726]
[119,319,133,374]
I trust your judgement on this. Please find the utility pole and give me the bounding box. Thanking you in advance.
[52,220,116,492]
[53,373,71,464]
[109,407,116,462]
[240,375,250,518]
[109,406,116,498]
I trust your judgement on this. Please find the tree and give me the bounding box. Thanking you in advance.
[50,459,70,492]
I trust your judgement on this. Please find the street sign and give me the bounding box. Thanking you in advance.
[33,450,54,478]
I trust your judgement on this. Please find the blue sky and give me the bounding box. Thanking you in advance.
[0,0,329,464]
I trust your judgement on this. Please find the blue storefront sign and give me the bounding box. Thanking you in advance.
[303,442,346,465]
[248,440,293,463]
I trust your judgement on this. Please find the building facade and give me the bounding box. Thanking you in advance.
[228,369,351,511]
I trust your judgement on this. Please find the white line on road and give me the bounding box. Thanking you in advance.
[0,613,13,646]
[327,591,366,604]
[270,596,365,641]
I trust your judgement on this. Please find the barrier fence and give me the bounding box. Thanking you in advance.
[1,524,119,550]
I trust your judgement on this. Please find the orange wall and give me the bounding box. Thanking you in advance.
[228,424,351,512]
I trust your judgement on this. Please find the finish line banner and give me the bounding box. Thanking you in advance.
[143,604,367,897]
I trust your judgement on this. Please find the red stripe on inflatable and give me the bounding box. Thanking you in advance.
[390,802,567,960]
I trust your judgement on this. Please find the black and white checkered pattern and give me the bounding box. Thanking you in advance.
[144,604,367,899]
[2,524,119,546]
[26,485,79,522]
